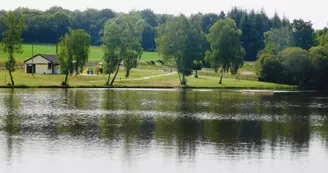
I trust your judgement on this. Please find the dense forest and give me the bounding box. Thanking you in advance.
[1,6,325,61]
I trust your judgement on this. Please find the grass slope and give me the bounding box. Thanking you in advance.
[0,44,161,64]
[0,68,295,89]
[0,43,292,89]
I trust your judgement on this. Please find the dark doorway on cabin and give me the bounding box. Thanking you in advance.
[27,64,36,73]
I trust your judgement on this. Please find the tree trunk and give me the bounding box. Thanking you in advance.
[195,70,198,78]
[219,70,223,84]
[177,72,182,84]
[110,61,121,86]
[64,70,69,86]
[181,73,186,86]
[106,73,111,86]
[125,68,130,78]
[75,64,78,76]
[8,68,14,87]
[56,42,58,54]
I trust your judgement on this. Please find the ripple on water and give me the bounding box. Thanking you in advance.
[2,107,320,127]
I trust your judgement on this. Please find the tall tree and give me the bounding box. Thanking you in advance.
[205,18,245,84]
[190,14,206,77]
[58,32,74,86]
[157,15,203,85]
[292,19,316,50]
[49,12,72,53]
[261,27,293,55]
[230,7,271,61]
[140,9,158,27]
[71,29,91,74]
[270,11,282,29]
[102,13,144,86]
[140,10,158,51]
[58,29,90,85]
[218,11,226,20]
[0,11,27,87]
[200,13,219,34]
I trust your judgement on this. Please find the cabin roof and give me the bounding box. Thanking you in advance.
[24,54,60,64]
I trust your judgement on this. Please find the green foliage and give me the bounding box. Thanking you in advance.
[192,60,202,71]
[0,11,27,86]
[291,19,316,50]
[66,29,91,74]
[257,46,328,88]
[58,29,90,84]
[205,18,245,83]
[5,58,16,72]
[317,32,328,46]
[309,45,328,87]
[102,13,145,85]
[228,8,271,61]
[102,20,121,75]
[200,13,220,34]
[279,47,312,86]
[140,9,157,51]
[157,15,203,85]
[261,27,293,55]
[58,34,73,75]
[256,53,283,83]
[270,12,282,29]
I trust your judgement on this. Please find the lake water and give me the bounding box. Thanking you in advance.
[0,88,328,173]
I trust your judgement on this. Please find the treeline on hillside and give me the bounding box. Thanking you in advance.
[1,6,328,88]
[0,6,322,61]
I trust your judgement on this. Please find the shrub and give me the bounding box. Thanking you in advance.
[309,45,328,87]
[256,53,284,83]
[279,47,312,86]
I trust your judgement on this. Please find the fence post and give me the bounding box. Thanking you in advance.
[5,74,6,85]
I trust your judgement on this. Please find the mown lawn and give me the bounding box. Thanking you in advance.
[0,43,294,89]
[0,68,296,89]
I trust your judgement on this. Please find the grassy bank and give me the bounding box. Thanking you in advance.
[0,68,296,89]
[0,43,296,89]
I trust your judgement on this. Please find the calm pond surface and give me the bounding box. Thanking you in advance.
[0,88,328,173]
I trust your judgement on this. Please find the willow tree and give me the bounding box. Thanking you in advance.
[102,13,144,86]
[156,15,203,85]
[58,29,90,86]
[0,11,27,87]
[205,18,245,84]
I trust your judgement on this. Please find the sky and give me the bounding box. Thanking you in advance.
[1,0,327,29]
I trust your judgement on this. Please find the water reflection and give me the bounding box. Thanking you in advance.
[0,89,328,173]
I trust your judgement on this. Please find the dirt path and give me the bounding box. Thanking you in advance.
[122,72,177,81]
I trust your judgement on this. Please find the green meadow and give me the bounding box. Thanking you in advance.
[0,44,297,89]
[0,43,162,64]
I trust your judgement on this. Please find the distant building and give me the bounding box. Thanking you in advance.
[24,54,60,74]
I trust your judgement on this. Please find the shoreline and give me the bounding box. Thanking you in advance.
[0,85,306,90]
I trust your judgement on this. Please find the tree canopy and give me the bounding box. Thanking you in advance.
[0,11,27,86]
[102,13,145,86]
[58,29,91,85]
[260,27,293,55]
[156,15,203,85]
[205,18,245,84]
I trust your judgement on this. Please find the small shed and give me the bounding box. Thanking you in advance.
[24,54,60,74]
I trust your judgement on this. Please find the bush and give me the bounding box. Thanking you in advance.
[256,54,284,83]
[279,47,312,86]
[309,45,328,87]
